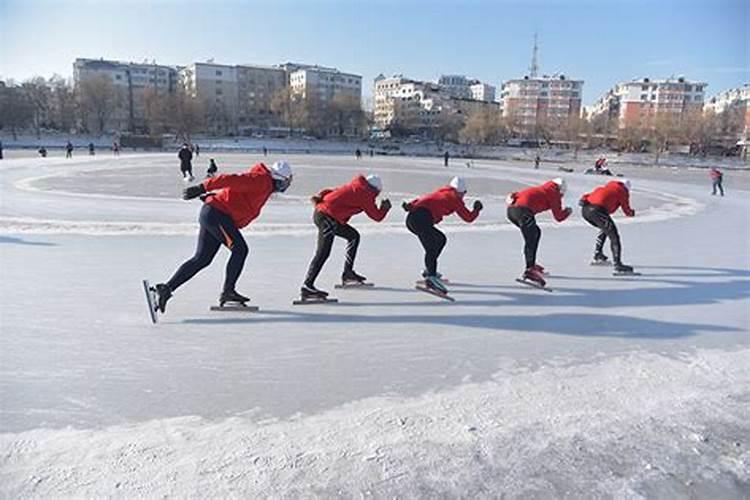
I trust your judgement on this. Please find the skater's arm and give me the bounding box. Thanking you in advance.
[363,195,389,221]
[454,198,479,223]
[311,188,333,204]
[620,192,635,217]
[549,193,571,222]
[202,172,256,193]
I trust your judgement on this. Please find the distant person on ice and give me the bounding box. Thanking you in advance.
[710,167,724,196]
[579,179,636,273]
[178,143,194,181]
[443,151,450,167]
[194,144,200,157]
[402,176,482,295]
[65,141,73,158]
[0,140,3,159]
[38,147,47,157]
[151,161,294,313]
[355,148,362,159]
[88,143,95,156]
[506,178,571,287]
[206,158,218,178]
[301,174,391,299]
[113,141,120,156]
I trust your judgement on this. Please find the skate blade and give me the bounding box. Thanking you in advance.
[590,261,612,266]
[292,297,339,305]
[415,285,455,302]
[210,304,259,312]
[515,278,553,292]
[612,271,641,276]
[142,279,158,324]
[334,282,375,289]
[415,278,450,285]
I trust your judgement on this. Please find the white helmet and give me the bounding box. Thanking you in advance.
[269,160,292,180]
[450,176,467,193]
[621,179,632,192]
[269,161,293,192]
[552,177,567,196]
[365,174,382,192]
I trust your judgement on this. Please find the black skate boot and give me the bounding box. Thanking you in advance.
[300,284,329,299]
[424,275,449,294]
[220,289,250,306]
[341,269,367,284]
[613,263,635,275]
[591,252,611,266]
[522,268,547,287]
[154,283,172,313]
[422,269,443,280]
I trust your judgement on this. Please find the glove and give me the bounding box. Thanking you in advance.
[563,207,573,218]
[628,209,636,217]
[402,201,413,212]
[473,200,483,211]
[578,198,589,207]
[310,195,324,204]
[380,199,392,212]
[505,193,517,206]
[183,184,206,200]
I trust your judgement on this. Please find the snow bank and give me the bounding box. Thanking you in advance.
[2,347,748,497]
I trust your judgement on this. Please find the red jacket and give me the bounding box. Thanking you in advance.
[710,168,722,181]
[509,181,570,222]
[315,175,388,224]
[201,163,275,228]
[410,186,479,224]
[580,181,634,216]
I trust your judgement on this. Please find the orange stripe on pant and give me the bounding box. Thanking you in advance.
[219,225,234,249]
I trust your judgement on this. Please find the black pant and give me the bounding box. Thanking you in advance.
[712,179,724,196]
[581,203,622,264]
[507,206,540,269]
[180,161,193,177]
[406,208,446,276]
[167,204,248,293]
[304,210,360,287]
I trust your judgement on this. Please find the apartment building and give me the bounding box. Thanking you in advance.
[470,83,496,103]
[500,74,583,131]
[589,77,706,129]
[288,65,362,103]
[73,58,178,132]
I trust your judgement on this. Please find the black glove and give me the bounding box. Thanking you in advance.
[183,184,206,200]
[402,201,413,212]
[473,200,483,211]
[380,199,392,212]
[578,199,589,207]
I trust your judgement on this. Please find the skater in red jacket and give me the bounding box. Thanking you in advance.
[579,179,635,273]
[402,176,482,294]
[151,161,293,313]
[506,178,571,287]
[301,174,391,299]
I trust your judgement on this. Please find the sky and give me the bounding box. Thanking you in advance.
[0,0,747,106]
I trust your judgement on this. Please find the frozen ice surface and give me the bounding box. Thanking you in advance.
[0,153,748,497]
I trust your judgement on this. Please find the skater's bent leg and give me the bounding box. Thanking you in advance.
[220,226,249,293]
[600,216,622,263]
[337,224,360,273]
[595,231,607,254]
[304,212,336,286]
[522,223,541,269]
[166,227,221,291]
[423,229,441,276]
[431,228,447,273]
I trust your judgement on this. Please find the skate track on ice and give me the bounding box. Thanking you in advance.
[0,153,748,497]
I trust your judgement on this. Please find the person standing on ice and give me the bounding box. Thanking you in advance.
[65,141,73,158]
[579,179,635,273]
[151,161,293,312]
[402,176,482,294]
[710,167,724,196]
[506,178,571,287]
[301,174,392,299]
[178,143,194,181]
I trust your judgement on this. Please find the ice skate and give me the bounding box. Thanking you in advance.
[415,274,454,301]
[591,252,611,266]
[338,270,372,288]
[154,283,173,313]
[294,285,337,305]
[218,289,250,307]
[516,268,552,291]
[613,263,640,276]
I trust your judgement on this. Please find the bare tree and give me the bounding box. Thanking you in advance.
[143,88,171,136]
[329,94,365,137]
[22,77,52,138]
[270,87,305,136]
[648,113,680,164]
[0,82,34,139]
[78,74,118,134]
[48,75,77,133]
[459,108,508,145]
[169,90,205,142]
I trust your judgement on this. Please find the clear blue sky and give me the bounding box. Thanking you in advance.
[1,0,747,105]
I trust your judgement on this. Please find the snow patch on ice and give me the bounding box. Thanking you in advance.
[1,347,747,497]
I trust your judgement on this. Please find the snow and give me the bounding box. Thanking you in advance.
[0,153,749,497]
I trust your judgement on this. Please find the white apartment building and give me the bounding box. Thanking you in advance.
[589,77,706,129]
[500,74,583,131]
[289,66,362,104]
[470,83,496,103]
[705,84,750,142]
[438,75,472,99]
[73,58,178,132]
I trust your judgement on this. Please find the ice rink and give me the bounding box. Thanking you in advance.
[1,152,748,497]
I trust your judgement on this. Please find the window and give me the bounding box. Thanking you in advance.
[642,85,649,91]
[216,70,223,76]
[216,89,223,95]
[641,94,648,101]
